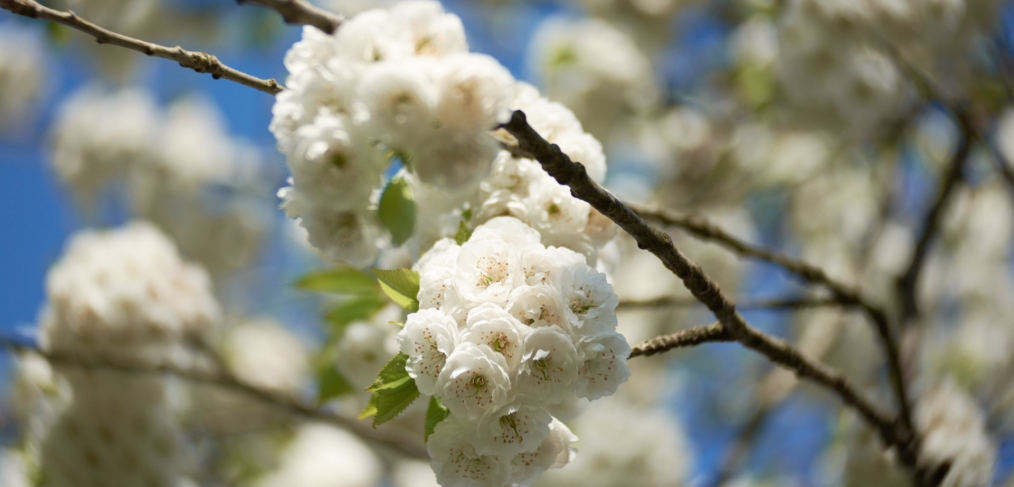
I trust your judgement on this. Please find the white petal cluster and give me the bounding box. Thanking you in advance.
[255,423,382,487]
[0,23,47,130]
[399,217,628,486]
[915,379,996,487]
[40,221,220,365]
[841,378,996,487]
[529,18,659,141]
[775,0,1003,136]
[412,82,615,263]
[49,88,270,275]
[271,1,516,266]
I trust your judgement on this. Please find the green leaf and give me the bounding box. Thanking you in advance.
[295,268,378,295]
[372,268,420,312]
[359,353,420,427]
[454,220,471,245]
[424,396,450,441]
[378,177,416,246]
[317,366,355,403]
[325,295,388,332]
[359,394,379,420]
[365,353,411,392]
[369,380,420,427]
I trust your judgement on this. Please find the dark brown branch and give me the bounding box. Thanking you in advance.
[618,296,854,311]
[0,340,427,459]
[628,184,913,450]
[896,108,973,325]
[237,0,343,34]
[500,110,912,467]
[628,322,732,357]
[0,0,283,95]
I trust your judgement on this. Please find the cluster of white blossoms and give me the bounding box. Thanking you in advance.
[397,217,629,487]
[0,22,47,130]
[411,82,615,263]
[528,18,658,141]
[50,88,270,275]
[40,222,220,365]
[33,222,221,487]
[842,378,996,487]
[775,0,1003,136]
[271,0,515,266]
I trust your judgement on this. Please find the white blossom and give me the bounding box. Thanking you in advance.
[575,332,631,400]
[515,326,580,405]
[437,342,513,421]
[462,303,530,372]
[399,308,461,395]
[470,405,552,458]
[427,417,513,487]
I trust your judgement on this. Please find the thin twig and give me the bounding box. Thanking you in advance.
[618,296,854,311]
[237,0,343,34]
[896,108,973,325]
[0,0,283,95]
[627,195,914,451]
[628,322,731,357]
[499,110,913,468]
[0,340,427,459]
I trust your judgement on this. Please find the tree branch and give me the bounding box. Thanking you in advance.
[0,0,283,95]
[618,296,854,311]
[500,110,914,468]
[895,108,973,326]
[236,0,343,34]
[0,339,427,459]
[628,322,732,357]
[626,178,913,452]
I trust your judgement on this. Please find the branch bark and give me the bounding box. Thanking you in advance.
[896,108,974,325]
[0,0,283,95]
[236,0,343,34]
[499,110,914,468]
[0,340,427,459]
[628,322,732,357]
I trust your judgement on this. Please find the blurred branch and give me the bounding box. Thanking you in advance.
[618,296,855,311]
[627,202,913,442]
[0,0,283,95]
[0,339,428,459]
[628,322,731,357]
[895,109,973,327]
[237,0,343,34]
[499,110,916,470]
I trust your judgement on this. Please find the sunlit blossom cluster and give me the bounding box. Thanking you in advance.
[411,82,616,264]
[397,217,629,487]
[271,0,516,266]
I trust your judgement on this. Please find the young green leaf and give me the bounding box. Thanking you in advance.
[317,366,355,403]
[372,268,420,311]
[365,352,411,392]
[424,396,450,441]
[295,268,378,294]
[325,294,388,333]
[369,381,420,427]
[454,220,471,245]
[378,177,416,246]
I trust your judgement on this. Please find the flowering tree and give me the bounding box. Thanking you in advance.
[0,0,1012,487]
